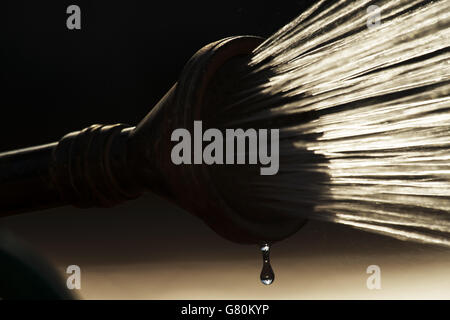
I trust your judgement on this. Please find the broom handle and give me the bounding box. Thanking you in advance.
[0,124,141,217]
[0,142,63,215]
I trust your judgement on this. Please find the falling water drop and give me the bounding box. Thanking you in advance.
[260,243,275,285]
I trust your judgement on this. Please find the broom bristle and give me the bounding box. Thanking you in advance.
[211,0,450,246]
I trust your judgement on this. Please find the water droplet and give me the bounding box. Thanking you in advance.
[259,242,275,285]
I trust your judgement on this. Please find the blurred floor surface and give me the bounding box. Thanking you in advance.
[1,193,449,299]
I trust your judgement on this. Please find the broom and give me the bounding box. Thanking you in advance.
[0,0,448,250]
[211,0,450,248]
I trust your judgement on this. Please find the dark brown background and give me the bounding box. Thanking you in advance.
[1,0,449,299]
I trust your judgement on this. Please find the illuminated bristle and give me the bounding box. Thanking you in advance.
[212,0,450,247]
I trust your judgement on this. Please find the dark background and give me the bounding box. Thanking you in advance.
[1,0,313,151]
[1,0,449,299]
